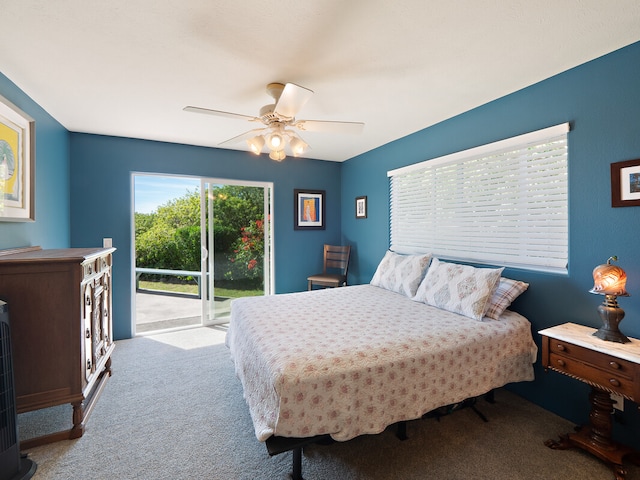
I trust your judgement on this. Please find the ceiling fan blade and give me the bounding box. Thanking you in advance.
[218,128,267,146]
[183,106,258,122]
[295,119,364,134]
[273,83,314,119]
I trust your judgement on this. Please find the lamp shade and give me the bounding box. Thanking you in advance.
[590,256,629,296]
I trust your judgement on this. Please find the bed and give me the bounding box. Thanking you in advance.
[225,254,538,478]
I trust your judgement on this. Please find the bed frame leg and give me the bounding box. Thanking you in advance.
[484,389,496,403]
[396,421,408,440]
[290,447,304,480]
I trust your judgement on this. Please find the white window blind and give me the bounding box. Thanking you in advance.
[388,123,569,273]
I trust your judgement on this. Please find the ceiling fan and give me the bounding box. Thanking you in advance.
[184,82,364,161]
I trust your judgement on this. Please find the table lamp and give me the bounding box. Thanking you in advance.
[589,256,630,343]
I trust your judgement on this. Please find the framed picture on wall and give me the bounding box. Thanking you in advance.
[0,94,35,222]
[355,196,367,219]
[611,159,640,207]
[294,189,325,230]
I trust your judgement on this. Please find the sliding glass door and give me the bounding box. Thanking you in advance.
[200,179,274,325]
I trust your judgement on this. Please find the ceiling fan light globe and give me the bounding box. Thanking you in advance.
[269,149,286,161]
[269,133,283,149]
[289,137,308,157]
[247,135,265,155]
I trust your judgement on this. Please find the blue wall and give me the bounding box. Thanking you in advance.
[0,73,70,249]
[69,134,342,340]
[342,40,640,446]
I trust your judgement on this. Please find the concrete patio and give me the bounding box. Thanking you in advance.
[135,291,231,333]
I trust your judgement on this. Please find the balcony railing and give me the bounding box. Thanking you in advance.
[135,267,202,297]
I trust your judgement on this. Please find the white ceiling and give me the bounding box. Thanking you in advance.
[1,1,639,162]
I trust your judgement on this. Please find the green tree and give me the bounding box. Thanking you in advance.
[135,212,156,237]
[154,190,200,229]
[209,185,263,235]
[136,189,201,271]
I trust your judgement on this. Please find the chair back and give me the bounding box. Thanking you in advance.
[323,244,351,277]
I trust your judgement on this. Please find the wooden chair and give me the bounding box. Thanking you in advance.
[307,244,351,291]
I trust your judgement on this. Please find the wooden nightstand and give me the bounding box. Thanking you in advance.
[539,323,640,480]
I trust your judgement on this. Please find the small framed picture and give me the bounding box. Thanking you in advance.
[611,159,640,207]
[355,196,367,219]
[294,189,325,230]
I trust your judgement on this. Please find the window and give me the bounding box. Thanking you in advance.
[388,123,569,273]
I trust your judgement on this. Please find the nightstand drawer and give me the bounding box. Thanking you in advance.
[549,352,635,398]
[550,340,634,378]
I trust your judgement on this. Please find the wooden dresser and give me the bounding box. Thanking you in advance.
[0,246,116,448]
[540,322,640,480]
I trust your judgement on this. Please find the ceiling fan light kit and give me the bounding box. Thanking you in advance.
[185,82,364,161]
[247,126,307,160]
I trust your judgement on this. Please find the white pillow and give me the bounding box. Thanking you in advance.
[370,250,432,298]
[484,277,529,320]
[414,258,503,320]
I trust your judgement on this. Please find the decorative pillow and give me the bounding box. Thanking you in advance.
[370,250,432,298]
[414,258,503,320]
[484,277,529,320]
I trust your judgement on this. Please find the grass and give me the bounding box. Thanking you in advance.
[138,280,263,298]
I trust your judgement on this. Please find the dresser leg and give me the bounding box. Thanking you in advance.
[105,355,113,376]
[545,387,637,480]
[70,400,86,439]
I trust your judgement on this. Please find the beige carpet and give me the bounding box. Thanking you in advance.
[18,326,640,480]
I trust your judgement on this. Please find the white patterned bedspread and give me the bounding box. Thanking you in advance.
[225,284,537,442]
